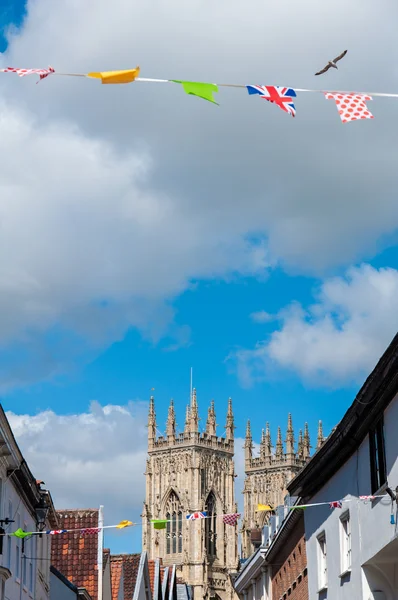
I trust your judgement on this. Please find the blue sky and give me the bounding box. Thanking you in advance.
[1,0,398,556]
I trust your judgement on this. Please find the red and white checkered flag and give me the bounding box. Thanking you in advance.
[222,513,241,526]
[3,66,55,83]
[80,527,101,535]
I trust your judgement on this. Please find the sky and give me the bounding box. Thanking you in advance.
[0,0,398,555]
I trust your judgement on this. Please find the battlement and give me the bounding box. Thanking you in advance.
[244,415,325,470]
[150,430,234,453]
[147,390,235,453]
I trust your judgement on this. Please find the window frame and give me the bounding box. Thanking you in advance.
[369,417,387,494]
[205,492,217,558]
[317,532,327,591]
[15,513,21,580]
[165,491,183,556]
[339,511,351,574]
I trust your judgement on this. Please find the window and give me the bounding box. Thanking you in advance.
[201,469,206,497]
[22,522,28,587]
[369,417,387,493]
[6,500,12,570]
[15,513,21,580]
[165,491,183,555]
[29,561,34,593]
[317,532,327,590]
[340,512,351,573]
[205,492,217,558]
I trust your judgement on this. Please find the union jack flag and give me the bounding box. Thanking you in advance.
[186,511,207,520]
[3,66,55,83]
[247,85,297,117]
[222,513,241,526]
[46,529,67,535]
[359,495,375,501]
[329,501,342,509]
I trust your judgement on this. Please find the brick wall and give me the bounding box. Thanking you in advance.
[271,515,308,600]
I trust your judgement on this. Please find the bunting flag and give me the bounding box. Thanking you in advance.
[172,80,219,104]
[257,504,273,512]
[247,85,297,117]
[325,92,374,123]
[359,495,375,501]
[186,511,207,520]
[329,501,343,509]
[3,66,54,83]
[87,68,140,84]
[151,520,168,530]
[222,513,241,526]
[11,528,33,539]
[116,520,133,529]
[81,528,100,535]
[46,529,67,535]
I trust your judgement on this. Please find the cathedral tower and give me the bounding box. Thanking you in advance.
[241,415,323,558]
[142,391,238,600]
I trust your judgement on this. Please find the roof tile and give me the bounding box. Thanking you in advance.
[110,554,141,600]
[51,509,100,600]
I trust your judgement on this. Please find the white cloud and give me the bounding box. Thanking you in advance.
[6,402,148,525]
[233,265,398,387]
[250,311,274,324]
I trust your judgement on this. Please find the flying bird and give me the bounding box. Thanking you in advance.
[315,50,347,76]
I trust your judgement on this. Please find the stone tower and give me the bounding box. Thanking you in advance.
[241,415,324,557]
[142,391,239,600]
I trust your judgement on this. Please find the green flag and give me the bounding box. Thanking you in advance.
[11,528,33,539]
[151,520,168,530]
[172,80,219,104]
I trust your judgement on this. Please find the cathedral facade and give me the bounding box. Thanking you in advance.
[241,417,324,557]
[142,391,323,598]
[142,391,239,600]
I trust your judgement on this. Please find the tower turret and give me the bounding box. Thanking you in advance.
[286,413,295,458]
[225,398,235,441]
[317,420,324,449]
[206,400,217,436]
[166,399,176,442]
[297,429,303,459]
[148,396,156,450]
[275,426,283,459]
[190,388,199,433]
[244,420,253,465]
[303,422,311,459]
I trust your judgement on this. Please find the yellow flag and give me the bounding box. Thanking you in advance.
[257,504,273,512]
[87,67,140,84]
[116,520,133,529]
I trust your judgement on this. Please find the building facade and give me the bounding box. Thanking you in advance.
[241,416,323,558]
[142,391,239,600]
[234,503,308,600]
[288,332,398,600]
[0,405,57,600]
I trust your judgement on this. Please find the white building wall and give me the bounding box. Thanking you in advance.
[49,572,77,600]
[304,394,398,600]
[1,475,43,600]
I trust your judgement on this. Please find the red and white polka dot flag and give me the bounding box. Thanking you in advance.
[324,92,374,123]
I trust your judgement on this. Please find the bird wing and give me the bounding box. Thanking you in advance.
[333,49,347,63]
[315,64,330,76]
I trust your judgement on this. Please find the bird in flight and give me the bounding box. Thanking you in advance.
[315,50,347,76]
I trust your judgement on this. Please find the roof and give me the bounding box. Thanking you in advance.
[103,548,110,572]
[110,554,141,600]
[50,565,78,593]
[110,556,123,600]
[51,509,99,600]
[288,332,398,499]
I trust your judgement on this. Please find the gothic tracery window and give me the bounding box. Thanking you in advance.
[165,491,182,555]
[205,492,217,558]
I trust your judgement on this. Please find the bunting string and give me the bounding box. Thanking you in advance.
[1,494,390,538]
[2,64,398,123]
